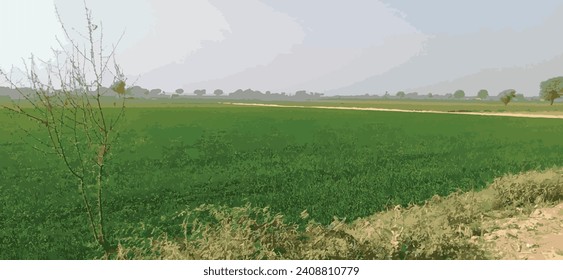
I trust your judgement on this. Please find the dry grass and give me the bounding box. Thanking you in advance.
[112,168,563,260]
[491,169,563,210]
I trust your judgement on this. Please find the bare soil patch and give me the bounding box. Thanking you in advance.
[481,202,563,260]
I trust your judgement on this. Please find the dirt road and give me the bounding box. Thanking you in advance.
[224,102,563,119]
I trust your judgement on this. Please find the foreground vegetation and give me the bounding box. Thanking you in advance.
[116,168,563,260]
[1,104,562,259]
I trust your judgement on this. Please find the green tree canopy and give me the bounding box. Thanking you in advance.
[539,76,563,105]
[214,89,224,96]
[477,89,489,99]
[499,89,516,106]
[453,90,465,98]
[194,89,206,96]
[150,88,162,95]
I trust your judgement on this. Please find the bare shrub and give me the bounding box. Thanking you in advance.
[0,4,127,255]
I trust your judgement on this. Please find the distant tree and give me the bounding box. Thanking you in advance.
[427,92,433,98]
[244,88,257,96]
[453,90,465,98]
[499,89,516,106]
[477,89,489,99]
[214,89,224,96]
[539,76,563,105]
[515,93,525,100]
[396,91,405,98]
[194,89,206,96]
[125,86,149,97]
[150,88,162,95]
[175,88,184,95]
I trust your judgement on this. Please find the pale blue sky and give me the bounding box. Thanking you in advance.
[382,0,562,34]
[1,0,562,95]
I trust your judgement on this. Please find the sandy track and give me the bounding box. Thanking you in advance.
[224,102,563,119]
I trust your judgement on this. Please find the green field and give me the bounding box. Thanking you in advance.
[1,102,562,259]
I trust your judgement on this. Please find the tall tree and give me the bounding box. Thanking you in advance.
[540,76,563,105]
[499,89,516,106]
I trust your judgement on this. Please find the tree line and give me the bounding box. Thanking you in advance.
[391,76,563,105]
[2,77,562,105]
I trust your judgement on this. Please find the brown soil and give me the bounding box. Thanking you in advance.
[480,202,563,260]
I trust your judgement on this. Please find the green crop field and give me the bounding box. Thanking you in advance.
[1,102,562,259]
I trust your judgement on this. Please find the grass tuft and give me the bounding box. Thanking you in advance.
[491,168,563,210]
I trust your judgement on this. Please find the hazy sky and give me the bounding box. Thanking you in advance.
[1,0,562,95]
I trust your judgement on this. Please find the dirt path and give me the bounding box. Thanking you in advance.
[224,102,563,119]
[482,202,563,260]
